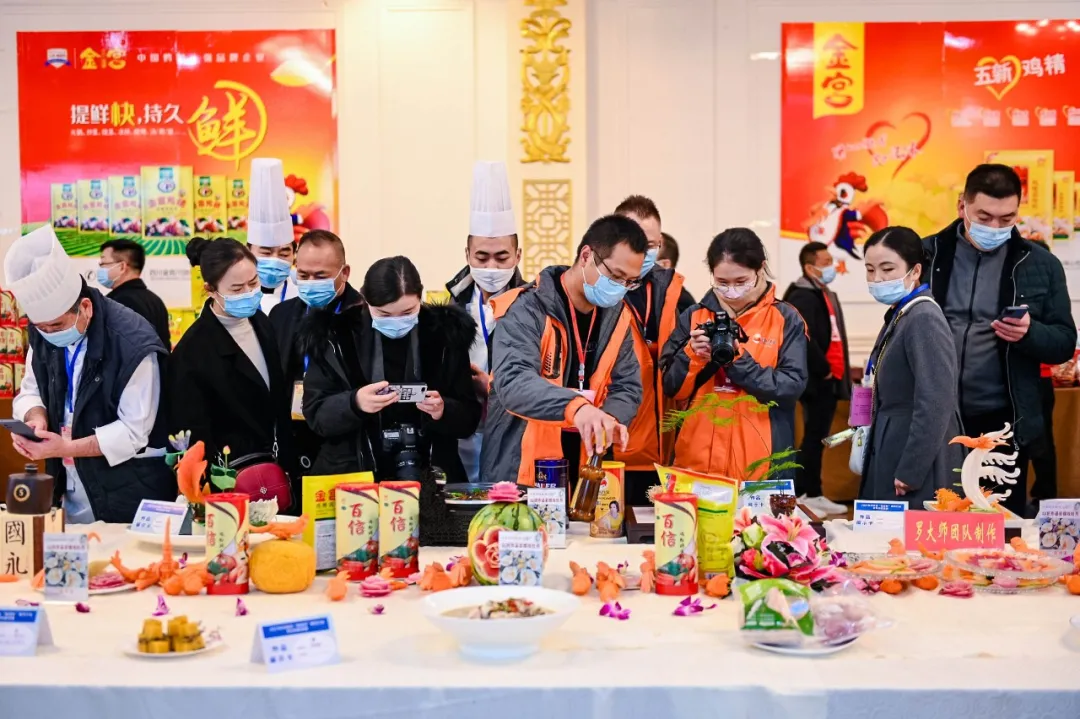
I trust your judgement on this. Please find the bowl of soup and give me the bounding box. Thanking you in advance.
[422,585,579,661]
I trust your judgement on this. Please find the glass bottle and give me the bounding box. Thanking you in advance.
[569,454,604,522]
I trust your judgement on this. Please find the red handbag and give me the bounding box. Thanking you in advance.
[231,453,293,512]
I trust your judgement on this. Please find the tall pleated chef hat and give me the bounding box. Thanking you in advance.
[469,161,517,238]
[247,157,294,248]
[4,225,83,324]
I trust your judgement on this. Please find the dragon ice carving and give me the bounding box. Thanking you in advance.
[949,423,1021,510]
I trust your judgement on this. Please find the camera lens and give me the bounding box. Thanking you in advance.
[394,449,422,480]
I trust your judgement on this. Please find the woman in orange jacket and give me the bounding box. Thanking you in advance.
[660,228,808,479]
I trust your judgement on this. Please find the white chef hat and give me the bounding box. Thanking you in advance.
[3,225,83,324]
[247,158,294,248]
[469,161,516,238]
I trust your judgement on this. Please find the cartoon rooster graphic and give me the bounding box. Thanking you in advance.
[284,173,332,241]
[805,172,889,263]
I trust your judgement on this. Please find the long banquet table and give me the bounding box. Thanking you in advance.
[1,521,1078,719]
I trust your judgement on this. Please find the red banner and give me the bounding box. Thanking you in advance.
[904,510,1005,552]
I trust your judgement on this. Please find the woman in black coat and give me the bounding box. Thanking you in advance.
[167,238,296,484]
[301,256,481,484]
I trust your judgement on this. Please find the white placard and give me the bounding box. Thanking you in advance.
[130,500,188,535]
[42,533,88,603]
[251,615,340,673]
[0,606,53,656]
[497,531,544,586]
[527,488,566,549]
[852,500,908,533]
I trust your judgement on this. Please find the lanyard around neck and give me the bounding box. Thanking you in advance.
[476,290,491,345]
[625,283,652,331]
[561,274,597,391]
[65,339,86,414]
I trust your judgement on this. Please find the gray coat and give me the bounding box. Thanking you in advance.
[860,289,966,503]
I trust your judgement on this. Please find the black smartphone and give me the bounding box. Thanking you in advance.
[0,419,43,442]
[998,306,1029,321]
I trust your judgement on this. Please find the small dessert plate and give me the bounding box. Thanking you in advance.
[751,636,858,657]
[123,636,225,659]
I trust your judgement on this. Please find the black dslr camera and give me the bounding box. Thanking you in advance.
[695,311,749,366]
[381,423,422,480]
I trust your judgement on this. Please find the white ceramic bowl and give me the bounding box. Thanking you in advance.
[422,585,579,661]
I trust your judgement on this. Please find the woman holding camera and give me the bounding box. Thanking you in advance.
[301,256,481,483]
[167,238,296,492]
[859,227,962,502]
[661,228,808,479]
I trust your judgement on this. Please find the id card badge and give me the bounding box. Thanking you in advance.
[291,382,304,421]
[60,426,75,469]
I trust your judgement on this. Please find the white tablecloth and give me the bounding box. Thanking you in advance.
[1,521,1078,719]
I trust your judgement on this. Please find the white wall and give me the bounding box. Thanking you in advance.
[2,0,1076,356]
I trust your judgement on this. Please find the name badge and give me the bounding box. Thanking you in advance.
[853,500,908,532]
[0,607,53,656]
[42,532,88,603]
[291,382,304,421]
[251,615,340,673]
[130,500,188,535]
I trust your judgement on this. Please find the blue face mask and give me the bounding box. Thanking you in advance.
[639,248,659,278]
[219,287,263,319]
[965,211,1013,252]
[372,312,419,339]
[582,261,629,308]
[867,271,913,305]
[819,265,837,285]
[39,312,87,348]
[297,271,342,309]
[96,265,117,289]
[256,257,292,288]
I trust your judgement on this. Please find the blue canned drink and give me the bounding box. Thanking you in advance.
[534,459,568,488]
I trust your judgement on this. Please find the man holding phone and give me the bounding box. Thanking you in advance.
[924,164,1076,516]
[4,226,174,523]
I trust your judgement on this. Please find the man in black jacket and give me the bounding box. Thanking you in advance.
[924,164,1076,516]
[783,242,850,516]
[269,229,361,474]
[7,226,174,524]
[98,239,171,349]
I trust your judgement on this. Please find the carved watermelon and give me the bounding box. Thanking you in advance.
[467,502,548,585]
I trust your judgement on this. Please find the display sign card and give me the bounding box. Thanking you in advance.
[738,479,795,515]
[497,531,544,586]
[252,615,340,673]
[1036,499,1080,558]
[41,533,88,603]
[0,607,53,656]
[904,510,1004,551]
[527,488,566,549]
[130,500,188,535]
[853,500,908,532]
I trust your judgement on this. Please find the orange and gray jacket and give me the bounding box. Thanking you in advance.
[660,284,807,478]
[480,266,643,486]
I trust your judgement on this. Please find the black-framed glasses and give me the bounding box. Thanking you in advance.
[596,257,642,291]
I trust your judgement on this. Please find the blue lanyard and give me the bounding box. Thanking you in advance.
[65,339,85,414]
[300,295,345,375]
[476,291,490,344]
[866,283,929,376]
[280,280,288,302]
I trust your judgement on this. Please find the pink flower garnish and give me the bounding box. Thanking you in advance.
[939,581,974,598]
[359,576,392,598]
[178,552,188,569]
[370,604,385,615]
[152,595,169,616]
[487,482,525,503]
[405,572,423,586]
[599,602,631,620]
[759,513,819,558]
[673,597,717,616]
[733,506,755,533]
[617,561,629,573]
[15,599,39,607]
[235,598,249,616]
[75,602,91,613]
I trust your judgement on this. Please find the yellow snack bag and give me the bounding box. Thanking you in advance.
[655,464,738,580]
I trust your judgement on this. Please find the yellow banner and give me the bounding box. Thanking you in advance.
[812,22,865,119]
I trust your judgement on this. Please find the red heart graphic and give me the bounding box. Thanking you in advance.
[865,112,932,179]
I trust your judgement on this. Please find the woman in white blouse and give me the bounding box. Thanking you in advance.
[167,238,296,482]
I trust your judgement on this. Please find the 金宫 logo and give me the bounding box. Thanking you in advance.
[45,48,71,68]
[157,168,176,194]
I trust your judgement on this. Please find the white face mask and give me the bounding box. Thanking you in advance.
[470,266,515,294]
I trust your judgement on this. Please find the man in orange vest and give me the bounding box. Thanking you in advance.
[613,196,694,505]
[480,215,646,487]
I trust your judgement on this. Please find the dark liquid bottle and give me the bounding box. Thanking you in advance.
[6,463,55,515]
[569,454,604,522]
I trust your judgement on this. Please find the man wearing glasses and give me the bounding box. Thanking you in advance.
[481,215,646,490]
